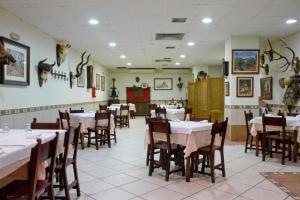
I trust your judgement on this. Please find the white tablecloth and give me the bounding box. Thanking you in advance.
[108,103,136,115]
[159,104,182,109]
[69,112,115,134]
[145,121,215,158]
[250,115,300,143]
[150,108,185,121]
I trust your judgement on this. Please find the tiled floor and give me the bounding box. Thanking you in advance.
[67,117,300,200]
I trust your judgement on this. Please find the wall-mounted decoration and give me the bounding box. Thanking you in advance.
[260,77,272,100]
[225,82,230,96]
[141,83,148,88]
[86,65,93,88]
[136,76,140,83]
[101,76,105,91]
[0,37,30,86]
[154,78,172,90]
[50,70,67,80]
[110,78,118,99]
[232,49,260,74]
[236,77,253,97]
[77,69,85,87]
[56,43,71,66]
[197,71,207,80]
[96,74,100,90]
[0,39,16,65]
[69,51,90,88]
[177,77,183,91]
[37,58,55,87]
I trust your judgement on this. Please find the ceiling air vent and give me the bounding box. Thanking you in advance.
[155,33,184,40]
[117,67,128,69]
[166,46,175,49]
[172,18,187,23]
[155,59,172,63]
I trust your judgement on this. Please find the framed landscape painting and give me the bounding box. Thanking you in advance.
[154,78,172,90]
[260,77,272,100]
[77,69,85,87]
[101,76,105,91]
[236,77,253,97]
[232,49,259,74]
[96,74,100,90]
[0,37,30,86]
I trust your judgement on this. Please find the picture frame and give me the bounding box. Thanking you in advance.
[232,49,260,74]
[0,37,30,86]
[101,75,105,91]
[154,78,172,90]
[141,83,148,88]
[77,69,85,87]
[236,77,254,97]
[260,77,272,100]
[225,82,230,96]
[96,74,100,90]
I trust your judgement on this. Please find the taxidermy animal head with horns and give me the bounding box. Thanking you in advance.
[69,51,91,88]
[0,42,16,65]
[38,58,55,87]
[56,43,71,66]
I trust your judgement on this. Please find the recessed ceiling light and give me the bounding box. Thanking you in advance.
[109,42,117,47]
[120,54,126,59]
[127,62,132,66]
[286,19,297,24]
[88,19,99,25]
[180,54,186,58]
[202,17,212,24]
[187,42,195,46]
[175,62,181,66]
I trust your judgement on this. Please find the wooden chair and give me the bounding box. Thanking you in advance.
[0,134,59,200]
[190,115,211,122]
[117,105,130,128]
[109,109,117,144]
[155,107,167,119]
[184,107,192,121]
[244,110,254,153]
[191,118,228,183]
[87,112,111,149]
[262,114,293,165]
[31,118,60,129]
[148,120,185,181]
[69,107,84,113]
[54,124,81,200]
[130,110,136,119]
[99,104,108,113]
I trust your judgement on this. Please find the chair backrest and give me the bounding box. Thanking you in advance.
[120,105,129,116]
[190,115,211,122]
[31,118,60,130]
[59,110,71,130]
[149,104,158,110]
[244,110,253,134]
[277,110,284,116]
[95,112,111,129]
[99,104,108,113]
[148,120,171,151]
[28,133,58,199]
[69,107,84,113]
[184,107,192,121]
[155,107,167,119]
[208,118,228,151]
[287,112,298,117]
[262,114,286,133]
[145,116,163,124]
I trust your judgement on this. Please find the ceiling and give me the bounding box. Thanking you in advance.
[0,0,300,68]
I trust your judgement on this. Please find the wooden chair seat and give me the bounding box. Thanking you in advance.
[198,144,221,152]
[154,141,178,150]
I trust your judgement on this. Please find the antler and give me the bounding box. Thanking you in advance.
[75,51,90,78]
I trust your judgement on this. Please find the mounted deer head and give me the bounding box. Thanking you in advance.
[37,58,56,87]
[0,42,16,65]
[56,43,71,66]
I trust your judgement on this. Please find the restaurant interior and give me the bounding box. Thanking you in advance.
[0,0,300,199]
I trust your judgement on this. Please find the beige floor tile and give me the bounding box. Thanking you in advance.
[191,188,237,200]
[210,180,252,195]
[141,188,186,200]
[166,180,206,196]
[120,180,160,196]
[80,179,114,195]
[90,188,136,200]
[241,187,288,200]
[102,174,138,186]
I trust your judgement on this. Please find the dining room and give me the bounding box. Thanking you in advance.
[1,0,300,200]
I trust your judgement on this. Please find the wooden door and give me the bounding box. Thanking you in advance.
[126,87,150,115]
[188,81,195,109]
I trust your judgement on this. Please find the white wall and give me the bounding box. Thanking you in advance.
[0,8,109,110]
[192,65,222,80]
[110,70,192,101]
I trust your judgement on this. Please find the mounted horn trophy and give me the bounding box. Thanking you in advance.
[37,58,56,87]
[56,43,71,66]
[69,51,90,88]
[0,42,16,65]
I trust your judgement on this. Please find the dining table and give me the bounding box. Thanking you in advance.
[108,103,136,115]
[250,114,300,161]
[145,120,215,182]
[150,108,185,121]
[0,129,66,187]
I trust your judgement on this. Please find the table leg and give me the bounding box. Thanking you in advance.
[255,136,259,157]
[185,156,190,182]
[80,133,85,149]
[293,131,298,162]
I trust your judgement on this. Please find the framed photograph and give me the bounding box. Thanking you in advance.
[77,69,85,87]
[225,82,230,96]
[141,83,148,88]
[101,76,105,91]
[232,49,260,74]
[0,37,30,86]
[260,77,272,100]
[236,77,254,97]
[154,78,172,90]
[96,74,100,90]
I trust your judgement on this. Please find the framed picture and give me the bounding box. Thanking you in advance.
[225,82,230,96]
[236,77,254,97]
[96,74,100,90]
[77,69,85,87]
[260,77,272,100]
[154,78,172,90]
[101,76,105,91]
[232,49,260,74]
[141,83,148,88]
[0,37,30,86]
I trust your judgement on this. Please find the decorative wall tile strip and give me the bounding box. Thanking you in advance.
[225,105,260,109]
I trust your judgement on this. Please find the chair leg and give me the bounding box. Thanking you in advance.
[250,135,253,150]
[165,154,171,182]
[95,132,99,150]
[107,130,111,148]
[87,131,91,148]
[148,147,154,176]
[146,144,150,166]
[80,133,85,150]
[220,149,226,177]
[201,155,206,173]
[73,162,81,197]
[282,142,286,165]
[288,140,292,161]
[209,153,215,183]
[114,129,117,143]
[62,169,71,200]
[47,184,55,200]
[262,137,266,161]
[245,133,250,153]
